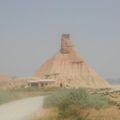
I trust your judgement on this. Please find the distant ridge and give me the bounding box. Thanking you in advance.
[0,75,13,87]
[107,78,120,84]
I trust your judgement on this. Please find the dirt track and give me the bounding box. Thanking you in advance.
[0,96,44,120]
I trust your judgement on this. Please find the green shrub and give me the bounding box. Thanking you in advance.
[44,88,110,120]
[44,88,110,109]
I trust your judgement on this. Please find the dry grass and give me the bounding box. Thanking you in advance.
[87,106,120,120]
[33,106,120,120]
[32,107,58,120]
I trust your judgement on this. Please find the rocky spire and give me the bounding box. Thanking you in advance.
[60,34,73,54]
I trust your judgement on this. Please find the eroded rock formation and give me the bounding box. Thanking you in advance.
[34,34,110,88]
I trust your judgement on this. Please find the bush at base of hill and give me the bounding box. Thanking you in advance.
[44,88,110,120]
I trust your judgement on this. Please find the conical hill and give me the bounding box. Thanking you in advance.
[35,34,110,88]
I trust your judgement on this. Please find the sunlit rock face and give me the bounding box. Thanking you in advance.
[34,34,110,88]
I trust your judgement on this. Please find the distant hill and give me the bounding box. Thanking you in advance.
[0,75,39,88]
[0,75,13,87]
[107,78,120,84]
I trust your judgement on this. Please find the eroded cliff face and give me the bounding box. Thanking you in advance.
[34,34,110,88]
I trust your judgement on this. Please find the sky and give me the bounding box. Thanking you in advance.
[0,0,120,78]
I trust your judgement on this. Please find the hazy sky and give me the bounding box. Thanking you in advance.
[0,0,120,78]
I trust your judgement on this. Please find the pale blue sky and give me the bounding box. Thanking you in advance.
[0,0,120,78]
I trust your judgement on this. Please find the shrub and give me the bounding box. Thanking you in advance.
[44,88,110,120]
[44,88,110,109]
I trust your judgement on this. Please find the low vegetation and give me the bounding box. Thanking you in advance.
[38,88,110,120]
[1,87,120,120]
[0,90,17,104]
[0,87,59,105]
[44,88,110,108]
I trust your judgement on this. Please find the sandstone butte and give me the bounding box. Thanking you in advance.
[34,34,110,88]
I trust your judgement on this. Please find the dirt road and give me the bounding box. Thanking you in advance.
[0,96,44,120]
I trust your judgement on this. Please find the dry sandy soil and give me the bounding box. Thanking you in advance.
[0,96,44,120]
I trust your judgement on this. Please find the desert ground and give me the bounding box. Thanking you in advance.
[0,82,120,120]
[0,96,43,120]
